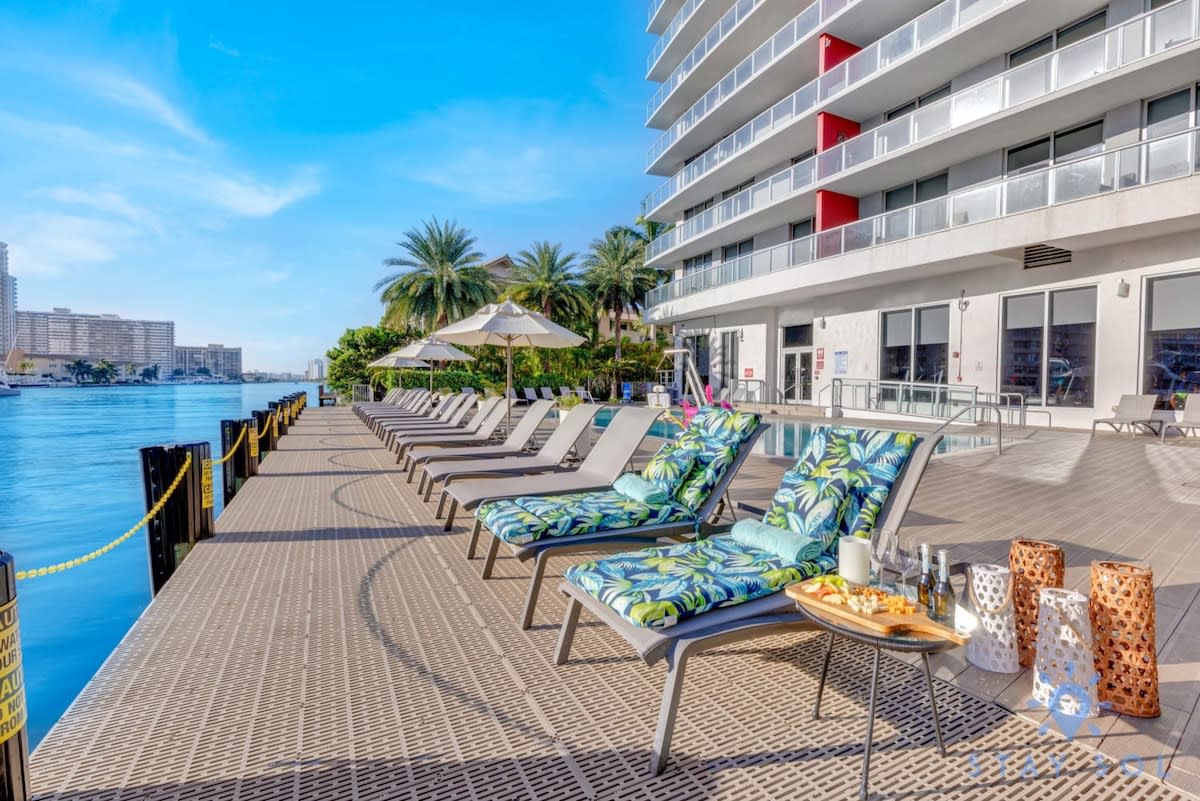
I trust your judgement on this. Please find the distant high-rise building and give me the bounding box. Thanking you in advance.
[16,308,173,376]
[0,243,16,356]
[306,358,325,381]
[174,344,243,380]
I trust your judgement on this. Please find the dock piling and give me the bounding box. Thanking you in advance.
[141,442,215,594]
[0,553,29,801]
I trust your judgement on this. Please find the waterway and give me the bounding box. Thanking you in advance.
[0,382,313,747]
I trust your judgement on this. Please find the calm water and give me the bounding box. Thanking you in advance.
[0,382,313,747]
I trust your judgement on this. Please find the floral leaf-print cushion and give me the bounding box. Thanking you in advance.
[674,440,738,512]
[641,442,698,496]
[480,492,695,546]
[762,474,849,550]
[686,407,760,445]
[565,538,837,629]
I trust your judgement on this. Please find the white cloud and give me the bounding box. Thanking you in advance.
[5,214,136,278]
[0,111,145,158]
[62,65,210,144]
[208,40,240,58]
[261,269,290,284]
[410,146,561,204]
[181,166,322,217]
[34,187,161,231]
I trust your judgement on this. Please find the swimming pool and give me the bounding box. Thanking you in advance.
[591,406,991,458]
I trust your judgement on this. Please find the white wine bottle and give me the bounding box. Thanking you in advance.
[930,548,956,626]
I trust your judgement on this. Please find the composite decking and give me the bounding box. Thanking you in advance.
[28,406,1200,800]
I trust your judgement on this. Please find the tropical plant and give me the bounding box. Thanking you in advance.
[195,366,211,377]
[16,359,34,375]
[139,365,160,382]
[172,367,185,377]
[125,363,138,378]
[505,241,588,325]
[583,227,660,397]
[557,393,583,411]
[325,324,409,393]
[91,359,118,384]
[66,359,92,383]
[376,218,497,331]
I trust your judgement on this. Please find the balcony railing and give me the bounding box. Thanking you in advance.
[647,0,827,168]
[648,0,707,74]
[649,0,668,25]
[647,0,765,122]
[644,0,1199,261]
[645,126,1200,308]
[645,0,1014,210]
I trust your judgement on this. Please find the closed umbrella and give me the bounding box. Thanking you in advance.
[395,337,475,391]
[432,299,585,429]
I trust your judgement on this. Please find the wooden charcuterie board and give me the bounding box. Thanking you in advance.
[785,580,970,645]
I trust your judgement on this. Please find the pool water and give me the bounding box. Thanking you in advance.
[0,382,312,747]
[591,406,991,457]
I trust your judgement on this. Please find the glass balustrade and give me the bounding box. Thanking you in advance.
[649,0,706,74]
[643,128,1200,308]
[644,0,1197,257]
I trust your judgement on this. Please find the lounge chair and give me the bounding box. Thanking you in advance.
[559,386,574,399]
[359,390,434,433]
[575,386,596,403]
[506,387,526,405]
[473,407,768,629]
[1092,394,1162,437]
[540,387,556,401]
[524,388,540,403]
[428,405,604,516]
[552,425,941,775]
[407,399,556,486]
[378,394,474,446]
[1162,393,1200,440]
[393,399,511,462]
[438,406,662,533]
[462,386,476,395]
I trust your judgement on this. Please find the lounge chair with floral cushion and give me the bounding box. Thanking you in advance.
[551,425,941,775]
[473,407,768,629]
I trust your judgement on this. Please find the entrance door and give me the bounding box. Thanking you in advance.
[782,350,813,403]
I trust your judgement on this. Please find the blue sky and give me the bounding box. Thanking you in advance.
[0,1,658,371]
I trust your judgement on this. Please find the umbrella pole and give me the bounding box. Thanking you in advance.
[429,364,433,392]
[506,340,513,434]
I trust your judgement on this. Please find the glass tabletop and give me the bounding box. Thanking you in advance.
[792,591,971,653]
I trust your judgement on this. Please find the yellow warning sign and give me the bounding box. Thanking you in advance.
[248,425,259,459]
[0,598,27,743]
[201,458,214,509]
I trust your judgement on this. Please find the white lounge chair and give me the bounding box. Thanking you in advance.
[1162,394,1200,440]
[1092,395,1162,437]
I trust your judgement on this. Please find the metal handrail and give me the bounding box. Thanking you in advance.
[933,403,1004,455]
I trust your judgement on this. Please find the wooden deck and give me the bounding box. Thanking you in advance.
[28,407,1200,800]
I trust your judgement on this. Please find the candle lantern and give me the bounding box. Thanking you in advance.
[965,564,1021,673]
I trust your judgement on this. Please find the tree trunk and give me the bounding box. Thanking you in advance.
[611,306,623,400]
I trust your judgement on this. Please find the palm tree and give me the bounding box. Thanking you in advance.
[91,359,118,384]
[505,241,588,325]
[375,218,497,331]
[583,227,660,398]
[66,359,92,384]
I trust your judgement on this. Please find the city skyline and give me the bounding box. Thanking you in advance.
[0,2,657,372]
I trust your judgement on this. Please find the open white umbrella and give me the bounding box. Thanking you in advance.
[432,299,585,429]
[395,337,475,391]
[365,353,430,399]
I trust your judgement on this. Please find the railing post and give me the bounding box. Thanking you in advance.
[141,441,213,595]
[219,420,238,507]
[242,418,260,477]
[0,553,30,801]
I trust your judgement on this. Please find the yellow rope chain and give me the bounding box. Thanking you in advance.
[16,453,195,580]
[255,410,279,441]
[211,424,248,466]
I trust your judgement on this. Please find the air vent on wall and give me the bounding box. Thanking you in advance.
[1023,244,1072,269]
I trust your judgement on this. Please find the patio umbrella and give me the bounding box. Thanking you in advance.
[432,299,585,429]
[395,337,475,391]
[365,353,430,399]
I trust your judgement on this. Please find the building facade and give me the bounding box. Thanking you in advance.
[641,0,1200,428]
[307,358,326,381]
[16,308,174,375]
[174,344,243,379]
[0,243,15,357]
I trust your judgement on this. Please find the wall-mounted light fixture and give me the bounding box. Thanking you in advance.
[819,317,827,329]
[738,329,744,342]
[1117,279,1131,298]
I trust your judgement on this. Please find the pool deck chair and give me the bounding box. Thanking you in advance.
[355,389,424,421]
[552,426,941,776]
[1162,394,1200,440]
[379,394,475,447]
[475,414,769,630]
[540,387,556,401]
[429,405,603,518]
[438,406,662,533]
[360,390,434,433]
[392,398,509,462]
[524,388,540,403]
[1092,394,1161,437]
[407,400,556,486]
[559,386,574,399]
[575,387,596,403]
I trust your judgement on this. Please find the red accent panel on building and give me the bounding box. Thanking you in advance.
[819,33,861,73]
[816,112,861,153]
[815,190,859,232]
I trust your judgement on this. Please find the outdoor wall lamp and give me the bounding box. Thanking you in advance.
[819,317,827,329]
[738,329,744,342]
[1117,279,1131,298]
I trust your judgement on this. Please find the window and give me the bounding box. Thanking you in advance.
[790,218,814,240]
[1001,288,1096,407]
[1005,120,1103,176]
[782,324,813,348]
[721,238,753,262]
[720,331,739,385]
[1145,86,1198,182]
[791,150,816,165]
[682,252,713,275]
[1144,272,1200,407]
[884,172,948,211]
[722,179,754,199]
[885,84,951,121]
[879,306,950,383]
[683,198,713,221]
[1149,0,1176,7]
[1008,10,1106,67]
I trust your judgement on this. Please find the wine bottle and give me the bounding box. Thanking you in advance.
[917,544,934,607]
[931,548,955,626]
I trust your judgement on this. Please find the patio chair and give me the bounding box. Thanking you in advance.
[1092,394,1161,437]
[354,388,422,420]
[407,400,556,486]
[392,399,511,462]
[575,386,596,403]
[462,386,476,395]
[552,425,941,775]
[1162,393,1200,440]
[506,387,526,405]
[559,386,574,399]
[524,388,540,403]
[437,406,662,533]
[427,405,604,516]
[540,387,556,401]
[473,407,768,629]
[360,390,435,433]
[378,393,474,446]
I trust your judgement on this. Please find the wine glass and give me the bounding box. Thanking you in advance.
[892,532,921,599]
[869,527,898,587]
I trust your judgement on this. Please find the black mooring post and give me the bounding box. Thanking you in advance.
[240,418,259,480]
[269,401,287,436]
[141,441,215,595]
[0,554,30,801]
[219,420,238,507]
[252,410,271,460]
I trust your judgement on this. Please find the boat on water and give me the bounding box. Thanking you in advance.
[0,375,18,397]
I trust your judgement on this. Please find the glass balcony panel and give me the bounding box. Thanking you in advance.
[1146,136,1193,184]
[914,197,949,235]
[951,186,999,226]
[1005,57,1052,106]
[790,238,816,267]
[1117,146,1143,189]
[816,229,844,260]
[844,219,875,252]
[1120,17,1148,64]
[879,23,915,68]
[1056,32,1109,88]
[750,40,772,73]
[880,208,912,243]
[875,116,912,156]
[1004,172,1049,214]
[915,0,955,47]
[846,43,880,86]
[1053,153,1113,203]
[951,77,1001,126]
[792,159,816,189]
[816,148,843,180]
[821,0,850,18]
[958,0,1002,26]
[1152,0,1194,53]
[912,100,951,143]
[820,63,848,101]
[843,134,877,169]
[751,251,771,277]
[771,96,794,127]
